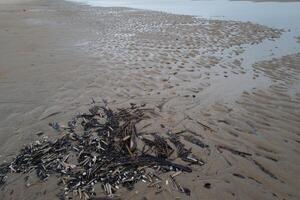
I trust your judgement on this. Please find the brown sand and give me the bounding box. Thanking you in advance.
[0,0,299,199]
[197,53,300,200]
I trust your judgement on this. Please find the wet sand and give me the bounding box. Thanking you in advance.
[0,0,299,199]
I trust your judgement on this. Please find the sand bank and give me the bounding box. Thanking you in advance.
[0,0,299,199]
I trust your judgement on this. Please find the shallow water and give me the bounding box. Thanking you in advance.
[70,0,300,30]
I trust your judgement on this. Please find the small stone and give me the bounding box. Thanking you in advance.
[204,183,211,189]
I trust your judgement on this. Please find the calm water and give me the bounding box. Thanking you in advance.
[70,0,300,30]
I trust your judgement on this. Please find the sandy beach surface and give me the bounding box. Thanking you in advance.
[0,0,299,199]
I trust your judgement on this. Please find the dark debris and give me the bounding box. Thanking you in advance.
[0,104,206,199]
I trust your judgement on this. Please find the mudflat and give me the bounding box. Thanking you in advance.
[0,0,299,199]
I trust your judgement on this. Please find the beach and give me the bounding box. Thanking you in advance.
[0,0,299,199]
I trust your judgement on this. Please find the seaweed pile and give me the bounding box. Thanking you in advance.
[0,104,204,199]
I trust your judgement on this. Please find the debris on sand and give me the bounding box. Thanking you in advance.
[203,182,211,189]
[216,145,252,158]
[182,134,209,149]
[0,104,205,199]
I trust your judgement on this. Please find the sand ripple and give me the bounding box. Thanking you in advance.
[0,0,298,199]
